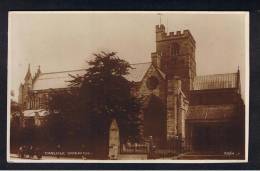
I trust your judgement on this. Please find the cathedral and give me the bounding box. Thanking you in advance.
[18,24,245,154]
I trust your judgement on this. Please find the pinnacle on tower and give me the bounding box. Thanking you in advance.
[27,63,31,73]
[24,63,32,81]
[37,65,41,74]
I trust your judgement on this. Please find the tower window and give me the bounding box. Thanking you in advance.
[171,43,180,56]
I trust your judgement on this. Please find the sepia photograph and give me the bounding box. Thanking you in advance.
[7,11,249,163]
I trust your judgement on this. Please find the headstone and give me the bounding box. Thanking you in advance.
[108,119,120,159]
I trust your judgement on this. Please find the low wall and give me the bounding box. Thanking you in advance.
[118,154,148,160]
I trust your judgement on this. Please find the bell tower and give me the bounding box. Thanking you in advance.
[152,24,196,97]
[150,24,196,142]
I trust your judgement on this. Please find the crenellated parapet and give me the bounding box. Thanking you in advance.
[156,24,196,46]
[155,24,165,33]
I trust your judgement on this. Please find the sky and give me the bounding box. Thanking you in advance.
[8,12,248,101]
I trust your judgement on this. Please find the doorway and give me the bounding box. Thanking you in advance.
[143,95,166,147]
[191,123,226,154]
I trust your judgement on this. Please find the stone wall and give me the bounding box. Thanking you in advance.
[166,78,188,141]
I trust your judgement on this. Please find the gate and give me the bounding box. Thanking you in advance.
[120,143,148,154]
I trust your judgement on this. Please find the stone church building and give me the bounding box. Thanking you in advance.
[18,24,245,154]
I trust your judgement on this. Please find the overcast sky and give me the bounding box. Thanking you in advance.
[9,12,248,101]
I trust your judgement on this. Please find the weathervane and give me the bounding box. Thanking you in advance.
[157,13,163,25]
[166,14,168,32]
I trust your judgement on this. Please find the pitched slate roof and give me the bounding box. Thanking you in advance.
[32,63,151,91]
[186,105,236,120]
[125,62,151,82]
[193,73,238,90]
[33,69,86,91]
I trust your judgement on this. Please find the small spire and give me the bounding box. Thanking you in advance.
[236,65,241,94]
[28,63,31,72]
[157,13,163,25]
[166,14,168,33]
[25,63,32,80]
[37,65,41,73]
[237,65,240,76]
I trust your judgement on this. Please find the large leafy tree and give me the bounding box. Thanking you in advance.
[49,52,142,158]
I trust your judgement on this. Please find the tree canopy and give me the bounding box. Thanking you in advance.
[49,51,142,157]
